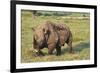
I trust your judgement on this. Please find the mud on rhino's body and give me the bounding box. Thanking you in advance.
[33,21,73,56]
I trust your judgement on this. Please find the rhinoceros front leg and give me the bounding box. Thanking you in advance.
[48,44,55,55]
[48,48,54,55]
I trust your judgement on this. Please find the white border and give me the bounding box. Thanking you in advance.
[16,4,94,69]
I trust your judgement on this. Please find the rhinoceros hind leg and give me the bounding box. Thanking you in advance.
[56,46,61,56]
[67,41,74,53]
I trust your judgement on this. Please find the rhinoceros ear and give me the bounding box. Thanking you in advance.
[32,28,35,31]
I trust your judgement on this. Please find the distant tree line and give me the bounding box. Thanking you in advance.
[32,10,89,17]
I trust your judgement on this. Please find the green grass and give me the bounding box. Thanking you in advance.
[21,11,90,63]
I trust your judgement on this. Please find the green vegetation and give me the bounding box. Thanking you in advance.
[21,10,90,63]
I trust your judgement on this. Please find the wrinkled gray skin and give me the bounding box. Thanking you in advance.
[32,21,73,56]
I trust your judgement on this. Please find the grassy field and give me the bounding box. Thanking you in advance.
[21,10,90,63]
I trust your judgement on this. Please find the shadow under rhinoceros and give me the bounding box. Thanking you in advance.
[61,41,90,54]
